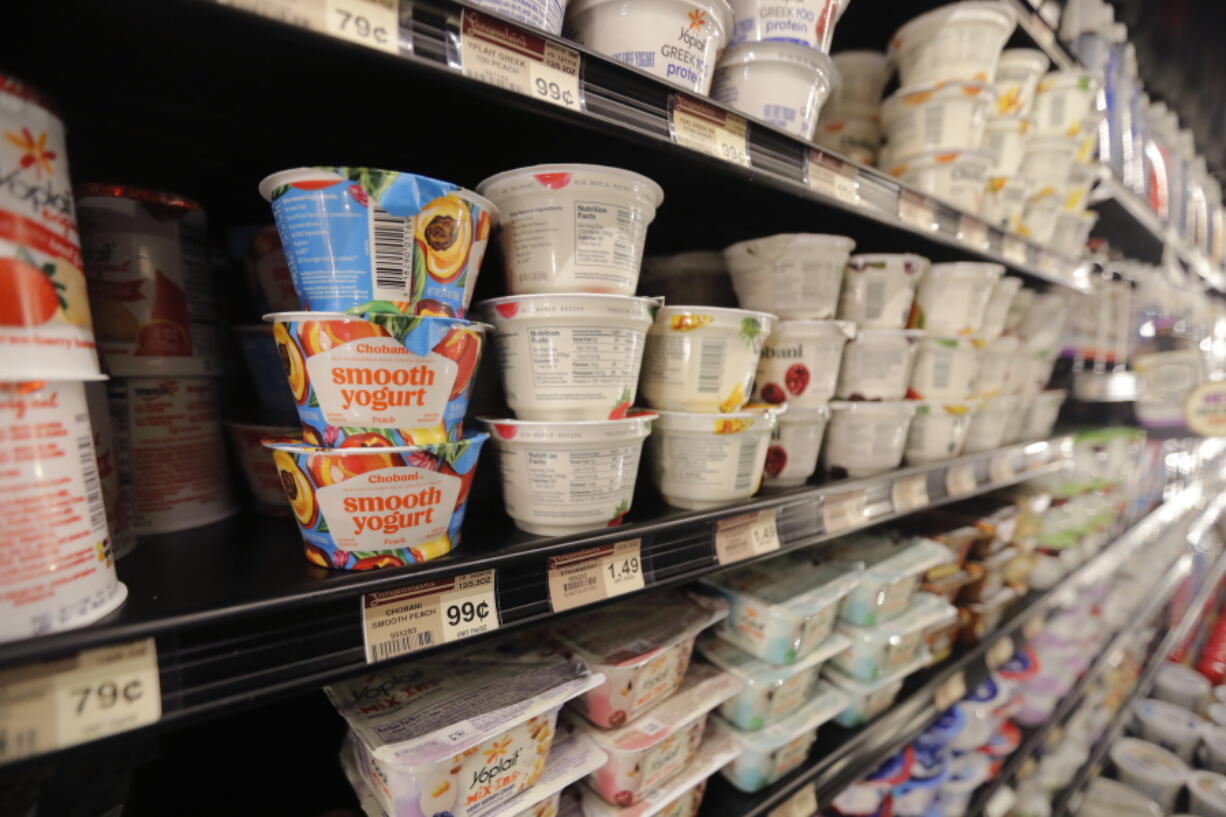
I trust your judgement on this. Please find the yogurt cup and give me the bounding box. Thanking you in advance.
[648,406,778,509]
[888,2,1016,87]
[477,165,663,297]
[465,0,570,33]
[1061,162,1098,211]
[719,682,849,792]
[711,42,836,140]
[981,175,1032,232]
[0,381,127,643]
[753,319,854,407]
[564,0,733,94]
[823,400,917,477]
[235,324,300,425]
[83,381,136,560]
[977,277,1022,341]
[1155,664,1212,712]
[225,421,298,517]
[1018,390,1064,440]
[991,49,1050,117]
[833,593,956,681]
[880,81,995,164]
[907,337,982,401]
[263,432,487,570]
[825,651,929,727]
[269,311,486,446]
[640,251,737,308]
[936,753,991,817]
[999,397,1028,445]
[483,414,654,535]
[1050,210,1098,257]
[724,233,855,320]
[838,254,928,330]
[1188,772,1226,817]
[725,0,841,50]
[554,591,727,729]
[814,116,882,165]
[1017,293,1068,354]
[1135,698,1204,763]
[1020,194,1061,243]
[480,294,657,421]
[1078,779,1162,817]
[827,535,950,626]
[640,306,776,413]
[835,329,923,401]
[886,150,992,215]
[827,51,891,116]
[1031,72,1100,138]
[983,116,1031,176]
[904,401,975,465]
[763,405,830,486]
[241,223,299,313]
[1109,737,1187,813]
[971,336,1019,398]
[1203,725,1226,775]
[260,167,497,318]
[908,262,1003,336]
[1018,137,1079,195]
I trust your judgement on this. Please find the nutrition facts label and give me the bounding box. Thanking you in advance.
[501,445,642,524]
[527,327,642,388]
[574,200,637,270]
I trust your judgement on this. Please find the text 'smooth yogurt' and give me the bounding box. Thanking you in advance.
[78,184,221,376]
[724,233,854,320]
[823,401,917,478]
[763,406,829,486]
[649,406,778,510]
[838,254,927,330]
[725,0,841,50]
[907,337,983,402]
[908,262,1004,336]
[880,81,995,164]
[482,413,654,535]
[564,0,733,95]
[885,150,993,215]
[225,421,298,517]
[478,165,663,297]
[888,2,1016,87]
[270,312,486,446]
[1031,72,1100,138]
[235,324,300,425]
[752,319,853,408]
[260,167,497,318]
[84,381,136,559]
[835,329,922,401]
[711,43,836,141]
[903,402,975,465]
[480,294,657,421]
[991,49,1049,116]
[640,306,775,414]
[0,76,100,381]
[265,431,487,570]
[241,224,299,313]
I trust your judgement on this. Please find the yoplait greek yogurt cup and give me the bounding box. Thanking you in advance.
[260,167,497,318]
[269,311,486,446]
[263,431,487,570]
[725,0,842,51]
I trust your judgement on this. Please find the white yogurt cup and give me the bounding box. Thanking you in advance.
[1017,293,1068,354]
[1020,193,1061,244]
[753,319,854,408]
[814,116,882,165]
[1031,71,1101,138]
[1019,389,1065,440]
[827,51,891,116]
[908,336,983,401]
[1110,738,1188,814]
[1203,725,1226,775]
[1050,210,1098,257]
[1135,698,1204,763]
[889,2,1016,87]
[725,0,841,50]
[724,233,855,320]
[886,150,992,215]
[1000,395,1029,445]
[977,277,1022,341]
[477,164,663,296]
[880,81,995,164]
[982,175,1033,232]
[466,0,569,33]
[905,401,975,465]
[972,335,1019,397]
[640,306,776,413]
[835,329,923,401]
[909,262,1004,336]
[649,406,779,509]
[1062,161,1098,212]
[991,49,1050,117]
[565,0,733,94]
[1155,664,1213,712]
[765,406,830,486]
[838,253,928,330]
[480,293,657,421]
[983,116,1032,176]
[823,401,917,477]
[1189,772,1226,817]
[641,251,737,308]
[712,42,836,140]
[1019,137,1079,195]
[962,397,1010,454]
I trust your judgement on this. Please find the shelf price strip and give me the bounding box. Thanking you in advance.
[946,462,978,497]
[807,150,859,205]
[989,452,1017,484]
[457,10,583,112]
[934,669,967,711]
[325,0,401,53]
[899,190,938,231]
[958,215,990,251]
[769,783,818,817]
[715,509,780,565]
[547,539,645,612]
[822,490,867,535]
[361,569,499,663]
[892,473,930,513]
[670,94,751,168]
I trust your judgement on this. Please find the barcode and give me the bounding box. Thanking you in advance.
[372,630,434,662]
[564,575,598,594]
[76,434,107,533]
[865,279,886,320]
[371,204,410,297]
[697,340,725,394]
[932,353,953,389]
[734,439,758,489]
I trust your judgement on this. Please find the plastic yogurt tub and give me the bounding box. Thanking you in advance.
[479,294,657,421]
[83,381,136,560]
[711,43,836,140]
[564,0,733,94]
[982,116,1031,176]
[823,400,917,477]
[552,591,727,729]
[225,421,298,517]
[698,631,850,730]
[981,175,1032,232]
[1018,137,1079,195]
[263,432,487,570]
[724,233,855,320]
[838,254,928,330]
[991,49,1049,116]
[888,2,1016,87]
[640,306,776,414]
[463,0,570,34]
[753,319,854,408]
[835,329,923,401]
[936,753,991,817]
[885,150,992,215]
[235,324,299,424]
[827,535,950,626]
[725,0,841,50]
[1155,664,1213,712]
[904,401,975,465]
[824,651,930,727]
[907,337,983,402]
[260,167,496,318]
[269,311,486,446]
[648,406,779,509]
[1135,698,1204,762]
[880,81,995,163]
[1079,778,1162,817]
[1203,725,1226,775]
[1018,389,1064,440]
[833,593,957,681]
[1188,772,1226,817]
[909,262,1004,336]
[813,116,882,166]
[827,51,891,116]
[1109,738,1188,813]
[640,251,737,308]
[1020,194,1060,244]
[702,555,864,665]
[326,637,603,817]
[1050,210,1098,257]
[977,277,1022,341]
[1031,72,1100,138]
[763,405,830,486]
[719,682,850,792]
[569,663,743,807]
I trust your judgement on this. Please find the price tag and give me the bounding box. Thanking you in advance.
[218,0,334,33]
[958,215,990,251]
[1003,234,1028,265]
[934,670,967,710]
[1023,615,1045,642]
[325,0,400,53]
[769,783,818,817]
[670,94,751,167]
[361,569,498,663]
[822,490,867,534]
[946,462,978,497]
[807,150,859,205]
[989,453,1017,484]
[459,10,583,112]
[985,786,1016,817]
[987,636,1014,669]
[0,639,160,762]
[547,539,645,612]
[899,190,938,231]
[892,473,930,513]
[715,509,781,565]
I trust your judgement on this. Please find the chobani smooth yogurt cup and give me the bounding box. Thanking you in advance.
[753,319,853,408]
[724,233,854,320]
[991,49,1049,116]
[1031,71,1100,138]
[264,431,487,570]
[763,405,830,486]
[837,254,927,330]
[888,2,1016,87]
[961,398,1007,453]
[904,401,975,465]
[225,421,298,517]
[907,337,983,401]
[711,42,836,140]
[908,262,1003,336]
[885,150,992,215]
[725,0,841,50]
[835,329,922,401]
[235,324,299,425]
[1019,389,1065,440]
[482,413,654,535]
[269,311,485,446]
[83,381,136,560]
[813,116,881,165]
[982,116,1031,176]
[260,167,497,318]
[880,81,994,164]
[827,51,891,116]
[823,400,917,477]
[648,406,779,510]
[640,306,775,414]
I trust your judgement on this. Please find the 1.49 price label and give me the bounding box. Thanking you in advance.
[547,540,645,612]
[715,509,780,565]
[361,570,499,663]
[458,10,583,112]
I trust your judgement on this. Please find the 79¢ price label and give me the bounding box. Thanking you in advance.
[458,10,583,112]
[325,0,400,54]
[361,570,499,663]
[547,540,645,612]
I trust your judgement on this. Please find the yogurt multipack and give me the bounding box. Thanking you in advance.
[822,535,950,626]
[832,593,957,681]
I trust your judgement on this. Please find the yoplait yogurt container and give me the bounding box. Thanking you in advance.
[752,320,854,409]
[269,311,486,446]
[648,406,780,510]
[725,0,842,51]
[553,591,727,729]
[832,593,957,681]
[263,431,487,570]
[710,43,837,141]
[261,167,496,318]
[326,636,604,817]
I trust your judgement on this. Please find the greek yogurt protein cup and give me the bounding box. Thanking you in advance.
[888,2,1016,87]
[648,406,779,509]
[478,165,663,297]
[752,319,853,408]
[908,262,1004,336]
[904,402,975,465]
[880,81,995,163]
[724,233,854,320]
[835,329,923,401]
[822,400,917,477]
[827,51,891,116]
[837,254,928,330]
[725,0,841,50]
[763,405,830,486]
[907,337,983,401]
[711,43,836,140]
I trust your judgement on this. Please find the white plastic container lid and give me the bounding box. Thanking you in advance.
[1188,771,1226,817]
[1109,737,1188,789]
[837,592,957,645]
[702,556,864,617]
[827,535,952,584]
[552,591,727,670]
[719,681,850,752]
[823,650,931,695]
[1135,697,1203,739]
[1077,778,1162,817]
[698,631,851,684]
[1154,663,1211,705]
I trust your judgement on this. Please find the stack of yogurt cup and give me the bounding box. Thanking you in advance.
[979,48,1050,232]
[258,166,495,570]
[815,51,891,165]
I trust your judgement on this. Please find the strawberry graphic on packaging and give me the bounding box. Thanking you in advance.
[764,445,787,477]
[608,500,630,526]
[534,172,572,189]
[609,387,632,419]
[785,363,810,396]
[760,382,786,404]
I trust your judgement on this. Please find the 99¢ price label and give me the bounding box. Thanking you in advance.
[458,10,583,112]
[548,540,645,612]
[362,570,499,663]
[670,94,751,168]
